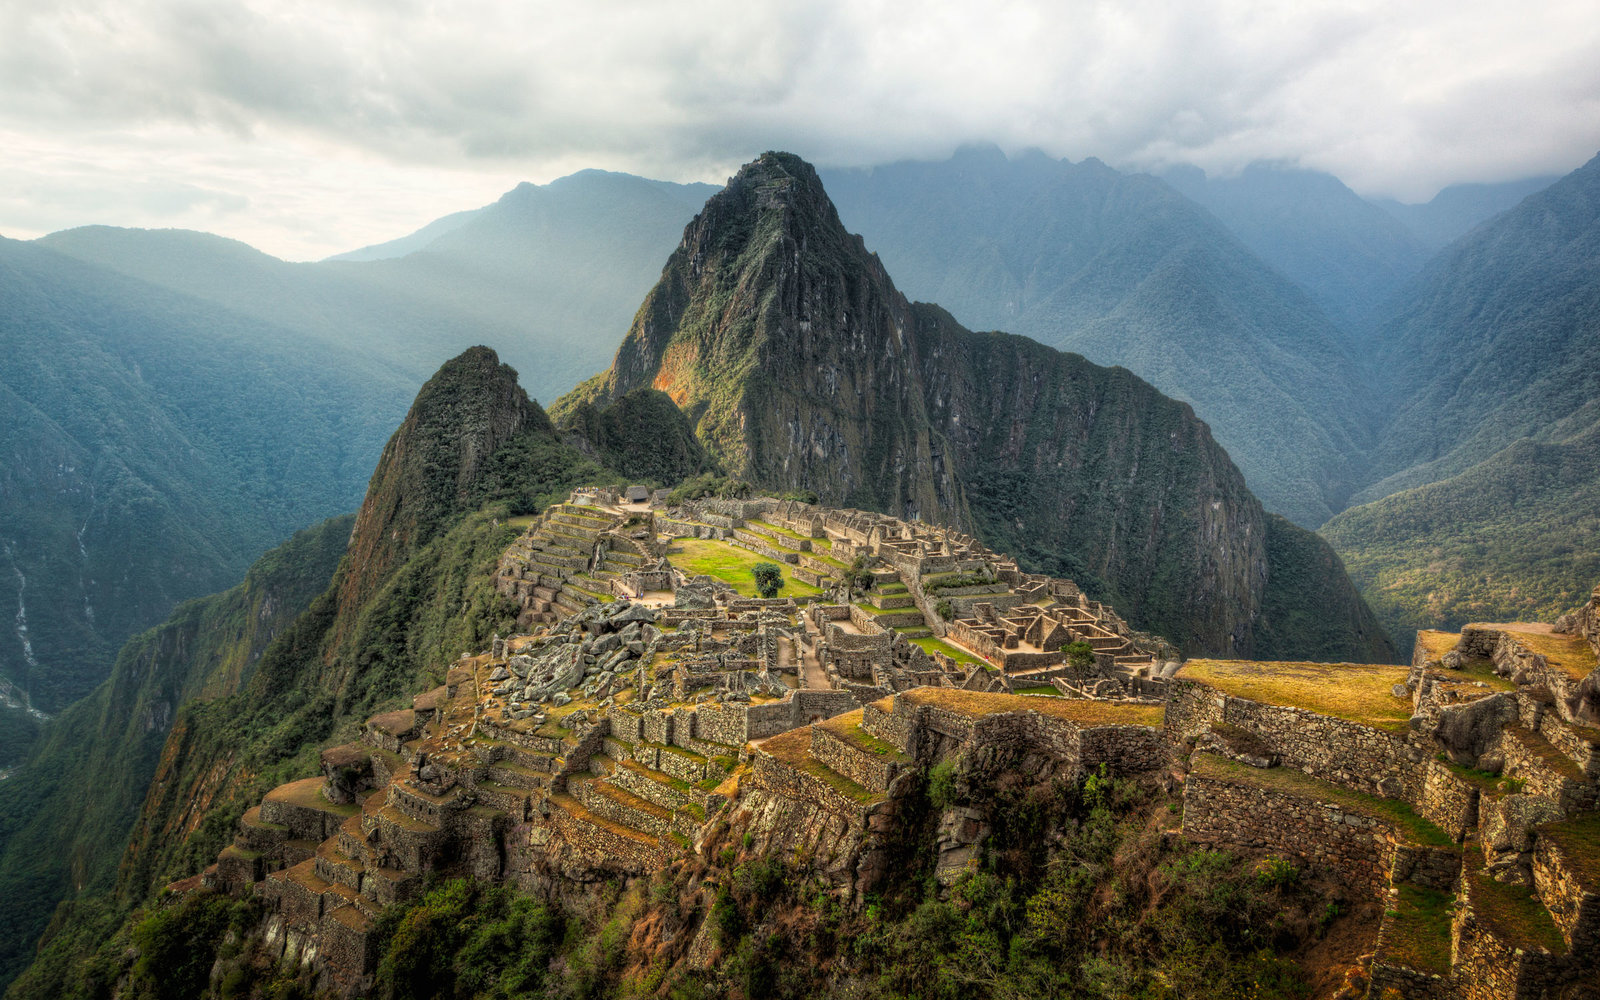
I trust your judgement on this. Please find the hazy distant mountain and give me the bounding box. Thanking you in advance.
[1161,163,1428,333]
[1323,152,1600,649]
[40,170,717,407]
[323,207,484,261]
[1372,175,1558,251]
[0,237,409,762]
[1360,152,1600,500]
[821,146,1376,527]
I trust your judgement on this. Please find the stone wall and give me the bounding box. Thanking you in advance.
[1182,772,1397,901]
[1532,831,1600,952]
[1166,681,1431,802]
[810,726,899,793]
[1418,759,1481,842]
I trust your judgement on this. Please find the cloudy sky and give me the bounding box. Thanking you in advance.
[3,0,1597,260]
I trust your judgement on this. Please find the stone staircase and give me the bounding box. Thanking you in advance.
[497,504,627,625]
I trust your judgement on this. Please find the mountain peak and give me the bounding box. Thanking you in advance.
[339,346,547,621]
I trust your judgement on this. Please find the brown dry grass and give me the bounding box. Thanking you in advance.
[1496,628,1597,682]
[756,728,879,803]
[1181,659,1412,732]
[1414,630,1460,661]
[898,687,1163,726]
[265,777,360,817]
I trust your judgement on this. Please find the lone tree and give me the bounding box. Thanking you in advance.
[752,562,784,598]
[1062,640,1096,671]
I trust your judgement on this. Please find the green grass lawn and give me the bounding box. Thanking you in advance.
[912,637,991,669]
[667,539,823,598]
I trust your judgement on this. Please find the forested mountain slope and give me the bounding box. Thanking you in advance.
[0,516,352,991]
[820,147,1376,527]
[1323,152,1600,653]
[0,238,408,764]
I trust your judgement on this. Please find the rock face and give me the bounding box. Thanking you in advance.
[558,152,1392,661]
[339,346,547,627]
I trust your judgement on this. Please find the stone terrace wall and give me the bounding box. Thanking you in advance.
[1166,681,1431,801]
[1182,773,1397,901]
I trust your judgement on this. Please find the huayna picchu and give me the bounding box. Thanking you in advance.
[184,487,1600,998]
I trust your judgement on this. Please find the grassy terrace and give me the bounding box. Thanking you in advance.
[819,709,911,762]
[266,778,362,817]
[1381,884,1455,975]
[1014,684,1065,697]
[898,687,1164,727]
[666,538,823,598]
[1414,630,1461,661]
[758,728,879,804]
[1466,865,1567,955]
[749,520,814,544]
[1539,809,1600,886]
[1481,625,1599,683]
[1191,754,1455,848]
[1181,659,1413,733]
[912,636,992,669]
[1504,726,1585,782]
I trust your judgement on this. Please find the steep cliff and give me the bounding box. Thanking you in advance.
[558,153,1392,661]
[0,515,351,993]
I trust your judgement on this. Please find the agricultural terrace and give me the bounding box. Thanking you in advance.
[1180,659,1414,733]
[665,538,824,598]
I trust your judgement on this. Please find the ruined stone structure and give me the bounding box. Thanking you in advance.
[180,489,1600,998]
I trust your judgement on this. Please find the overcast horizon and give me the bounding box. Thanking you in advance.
[4,0,1598,261]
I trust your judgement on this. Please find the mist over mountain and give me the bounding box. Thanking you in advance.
[1160,162,1429,334]
[0,237,409,765]
[39,170,716,408]
[820,146,1376,527]
[563,151,1391,661]
[1320,152,1600,649]
[1373,175,1560,251]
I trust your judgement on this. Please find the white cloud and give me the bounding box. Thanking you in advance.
[1,0,1596,258]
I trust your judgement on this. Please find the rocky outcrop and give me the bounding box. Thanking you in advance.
[556,152,1392,662]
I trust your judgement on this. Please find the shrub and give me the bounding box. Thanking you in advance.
[928,758,959,810]
[934,598,953,621]
[751,562,783,598]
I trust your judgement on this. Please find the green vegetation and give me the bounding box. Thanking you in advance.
[1063,640,1096,670]
[1467,868,1568,956]
[752,561,784,599]
[0,237,412,737]
[6,351,631,995]
[373,879,567,999]
[1014,684,1065,697]
[1381,885,1455,975]
[1324,424,1600,658]
[0,515,352,993]
[667,539,821,598]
